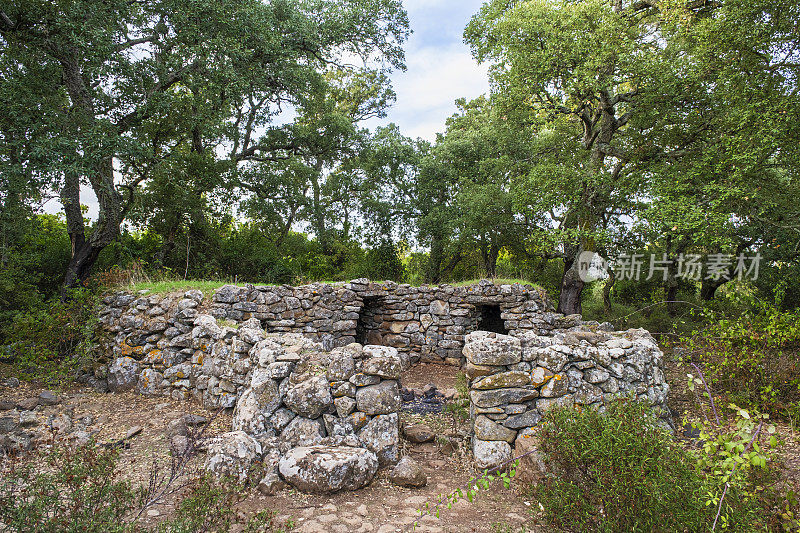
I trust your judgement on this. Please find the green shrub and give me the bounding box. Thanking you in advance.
[156,475,293,533]
[0,443,292,533]
[4,288,99,386]
[532,399,708,533]
[0,445,136,532]
[681,303,800,419]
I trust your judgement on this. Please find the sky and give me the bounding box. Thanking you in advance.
[364,0,490,141]
[44,0,490,220]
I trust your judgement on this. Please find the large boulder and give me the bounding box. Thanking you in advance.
[232,368,281,436]
[283,376,332,419]
[363,344,408,370]
[355,380,400,415]
[137,368,165,395]
[326,352,355,381]
[358,412,399,466]
[108,357,140,392]
[205,431,262,482]
[362,356,402,379]
[278,446,378,493]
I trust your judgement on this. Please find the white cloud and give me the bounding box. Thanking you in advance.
[371,44,489,140]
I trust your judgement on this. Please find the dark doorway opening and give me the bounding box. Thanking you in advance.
[355,296,385,345]
[477,304,508,334]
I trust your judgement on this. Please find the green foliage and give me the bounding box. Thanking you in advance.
[3,288,99,386]
[533,399,708,532]
[681,303,800,419]
[0,443,292,533]
[362,240,406,282]
[0,445,136,533]
[155,475,294,533]
[684,399,778,530]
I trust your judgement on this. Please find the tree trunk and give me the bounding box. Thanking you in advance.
[482,242,499,278]
[603,267,615,314]
[700,278,726,301]
[427,237,445,283]
[558,244,585,315]
[60,54,123,297]
[62,240,102,294]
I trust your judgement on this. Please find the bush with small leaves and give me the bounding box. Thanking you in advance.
[0,444,136,533]
[532,399,709,533]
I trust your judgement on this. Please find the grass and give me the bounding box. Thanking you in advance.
[119,277,542,295]
[451,278,540,287]
[124,279,233,296]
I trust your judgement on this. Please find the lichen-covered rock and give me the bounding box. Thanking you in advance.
[503,410,542,429]
[469,388,538,408]
[389,456,427,488]
[358,413,399,466]
[108,357,140,392]
[283,376,332,419]
[472,371,531,390]
[326,352,355,381]
[463,332,522,366]
[137,368,165,395]
[232,374,281,437]
[363,344,408,370]
[474,415,517,443]
[192,315,222,340]
[356,381,400,415]
[361,356,402,379]
[334,396,357,417]
[473,439,511,470]
[278,445,378,493]
[280,416,325,447]
[205,431,262,482]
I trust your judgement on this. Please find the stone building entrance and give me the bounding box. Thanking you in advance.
[355,296,386,345]
[476,304,508,334]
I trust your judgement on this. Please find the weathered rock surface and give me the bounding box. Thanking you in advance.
[356,381,400,415]
[389,456,427,488]
[283,376,332,419]
[278,446,378,493]
[108,357,140,392]
[473,439,512,470]
[358,413,399,466]
[205,431,262,482]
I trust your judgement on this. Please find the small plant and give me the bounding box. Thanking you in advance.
[5,288,100,386]
[678,304,800,419]
[410,458,521,530]
[686,368,784,531]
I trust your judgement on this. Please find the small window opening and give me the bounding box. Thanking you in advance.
[477,304,508,334]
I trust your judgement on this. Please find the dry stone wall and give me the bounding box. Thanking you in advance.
[98,279,557,372]
[464,327,670,470]
[101,300,405,492]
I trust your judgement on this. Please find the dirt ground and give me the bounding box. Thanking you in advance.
[0,364,546,532]
[4,352,800,532]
